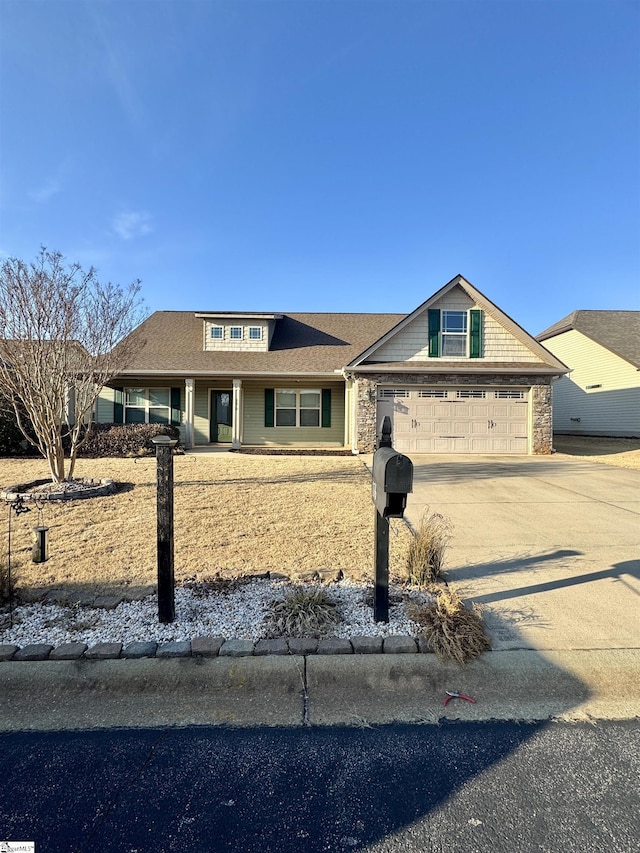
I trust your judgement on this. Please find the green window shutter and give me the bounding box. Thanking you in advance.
[321,388,331,428]
[470,310,483,358]
[170,387,181,425]
[428,310,440,357]
[113,387,124,424]
[264,388,274,428]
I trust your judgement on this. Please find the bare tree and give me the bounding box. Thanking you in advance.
[0,248,146,482]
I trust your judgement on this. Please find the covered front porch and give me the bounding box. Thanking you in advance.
[99,376,355,451]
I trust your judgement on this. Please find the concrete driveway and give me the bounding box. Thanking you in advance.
[403,455,640,652]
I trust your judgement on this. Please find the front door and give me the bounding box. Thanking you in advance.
[210,390,232,443]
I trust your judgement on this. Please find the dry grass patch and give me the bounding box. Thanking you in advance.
[0,454,411,600]
[553,435,640,470]
[408,585,491,665]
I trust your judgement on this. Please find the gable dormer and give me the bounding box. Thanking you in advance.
[196,312,283,353]
[349,276,566,370]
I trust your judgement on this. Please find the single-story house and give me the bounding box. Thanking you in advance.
[537,310,640,438]
[98,275,568,454]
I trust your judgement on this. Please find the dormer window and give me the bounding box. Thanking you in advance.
[198,312,282,353]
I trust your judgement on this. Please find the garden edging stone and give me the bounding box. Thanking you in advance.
[0,634,432,661]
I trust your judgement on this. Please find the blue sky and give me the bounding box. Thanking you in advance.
[1,0,638,334]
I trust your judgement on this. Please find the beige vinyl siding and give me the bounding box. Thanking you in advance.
[546,330,640,436]
[243,382,345,446]
[373,286,542,364]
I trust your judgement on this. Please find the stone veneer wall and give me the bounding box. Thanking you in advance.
[351,373,553,454]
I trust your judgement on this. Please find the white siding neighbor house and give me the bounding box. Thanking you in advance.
[537,311,640,438]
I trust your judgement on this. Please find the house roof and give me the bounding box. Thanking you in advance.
[348,274,568,374]
[537,310,640,369]
[116,311,405,377]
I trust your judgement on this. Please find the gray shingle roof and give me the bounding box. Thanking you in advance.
[537,310,640,369]
[117,311,405,376]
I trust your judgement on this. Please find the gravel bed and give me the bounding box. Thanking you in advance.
[0,579,429,647]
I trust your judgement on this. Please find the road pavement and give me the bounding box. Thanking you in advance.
[1,721,639,853]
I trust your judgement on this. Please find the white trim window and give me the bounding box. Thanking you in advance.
[275,389,321,427]
[125,388,171,424]
[441,311,468,356]
[249,326,262,341]
[230,326,243,341]
[210,325,224,340]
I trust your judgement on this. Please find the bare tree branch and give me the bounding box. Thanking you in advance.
[0,247,146,482]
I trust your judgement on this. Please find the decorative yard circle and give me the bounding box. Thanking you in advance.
[1,478,116,502]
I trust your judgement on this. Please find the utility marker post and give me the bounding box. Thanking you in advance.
[151,434,178,623]
[371,416,413,623]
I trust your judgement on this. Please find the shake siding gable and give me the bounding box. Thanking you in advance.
[372,288,543,364]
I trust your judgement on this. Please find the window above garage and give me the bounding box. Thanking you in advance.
[428,308,483,358]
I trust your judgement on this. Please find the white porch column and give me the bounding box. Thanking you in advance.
[232,379,243,449]
[184,378,195,449]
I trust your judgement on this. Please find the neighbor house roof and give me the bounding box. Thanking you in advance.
[116,311,405,377]
[537,310,640,369]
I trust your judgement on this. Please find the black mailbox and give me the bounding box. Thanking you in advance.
[372,446,413,518]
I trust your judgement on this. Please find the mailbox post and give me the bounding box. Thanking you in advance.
[151,434,178,623]
[371,416,413,622]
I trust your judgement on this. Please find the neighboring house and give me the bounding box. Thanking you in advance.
[98,275,568,454]
[0,338,91,426]
[537,310,640,438]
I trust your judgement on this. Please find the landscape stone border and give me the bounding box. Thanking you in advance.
[1,477,116,502]
[0,635,431,661]
[1,577,433,661]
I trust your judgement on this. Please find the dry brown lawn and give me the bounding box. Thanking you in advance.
[552,435,640,470]
[1,453,412,600]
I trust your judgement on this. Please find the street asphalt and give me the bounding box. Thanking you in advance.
[0,453,638,730]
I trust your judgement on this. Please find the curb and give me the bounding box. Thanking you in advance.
[1,650,639,731]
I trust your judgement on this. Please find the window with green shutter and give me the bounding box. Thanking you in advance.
[470,310,483,358]
[113,387,124,423]
[264,388,275,427]
[428,308,483,358]
[428,309,440,357]
[170,388,181,425]
[322,388,331,428]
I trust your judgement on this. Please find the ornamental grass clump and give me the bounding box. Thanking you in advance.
[408,586,491,665]
[265,585,340,638]
[406,509,453,585]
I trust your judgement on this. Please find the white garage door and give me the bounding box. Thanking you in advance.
[377,387,529,453]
